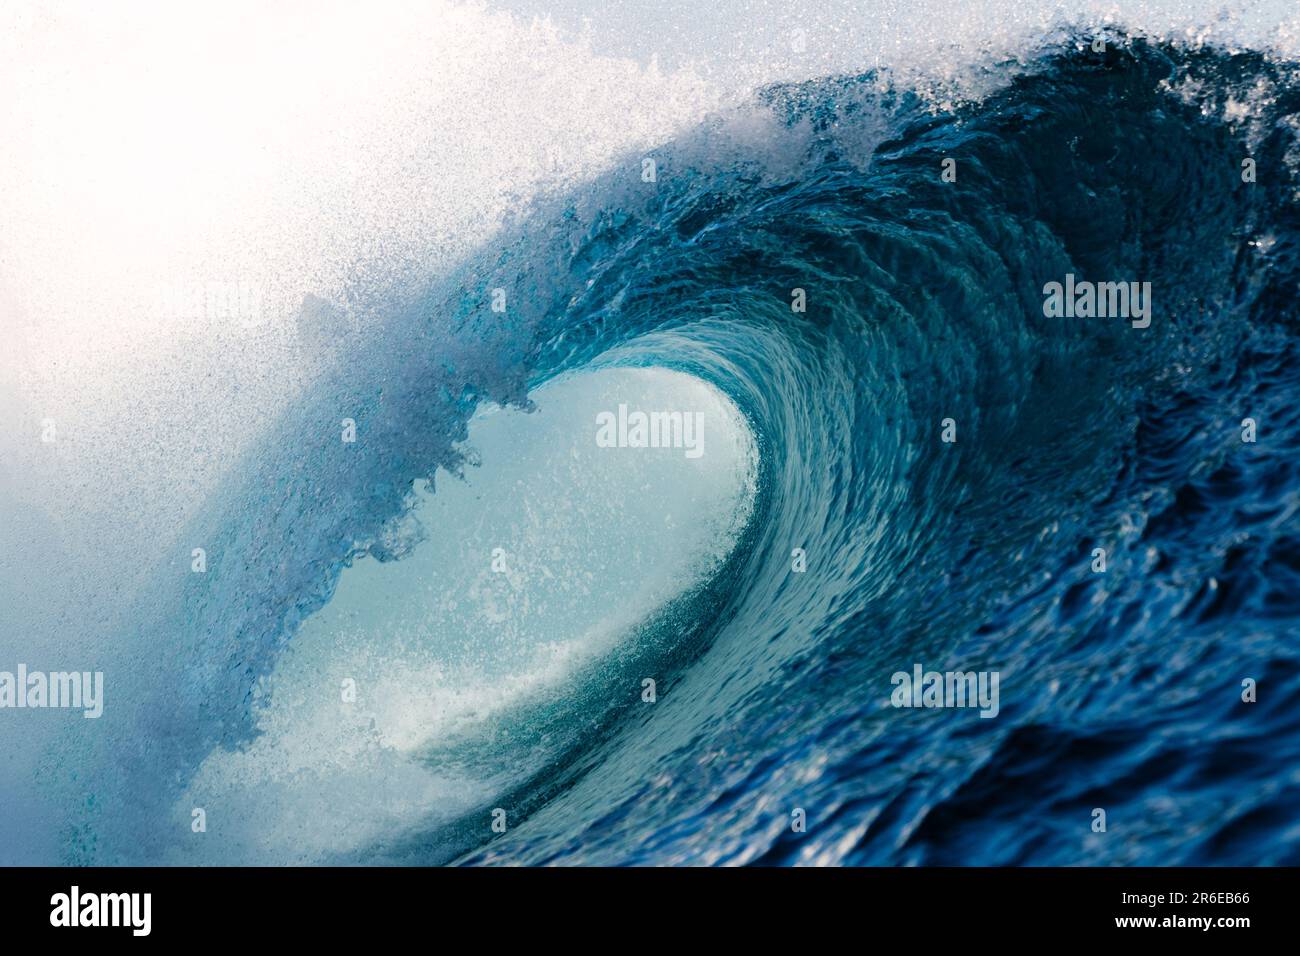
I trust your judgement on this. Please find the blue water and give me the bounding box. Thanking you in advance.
[26,35,1300,865]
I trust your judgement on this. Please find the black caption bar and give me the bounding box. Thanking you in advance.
[0,866,1288,942]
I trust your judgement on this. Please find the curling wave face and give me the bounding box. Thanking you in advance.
[454,38,1300,866]
[10,26,1300,865]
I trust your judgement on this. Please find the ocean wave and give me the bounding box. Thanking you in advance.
[12,26,1300,865]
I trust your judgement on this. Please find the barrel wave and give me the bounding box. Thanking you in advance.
[36,36,1300,866]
